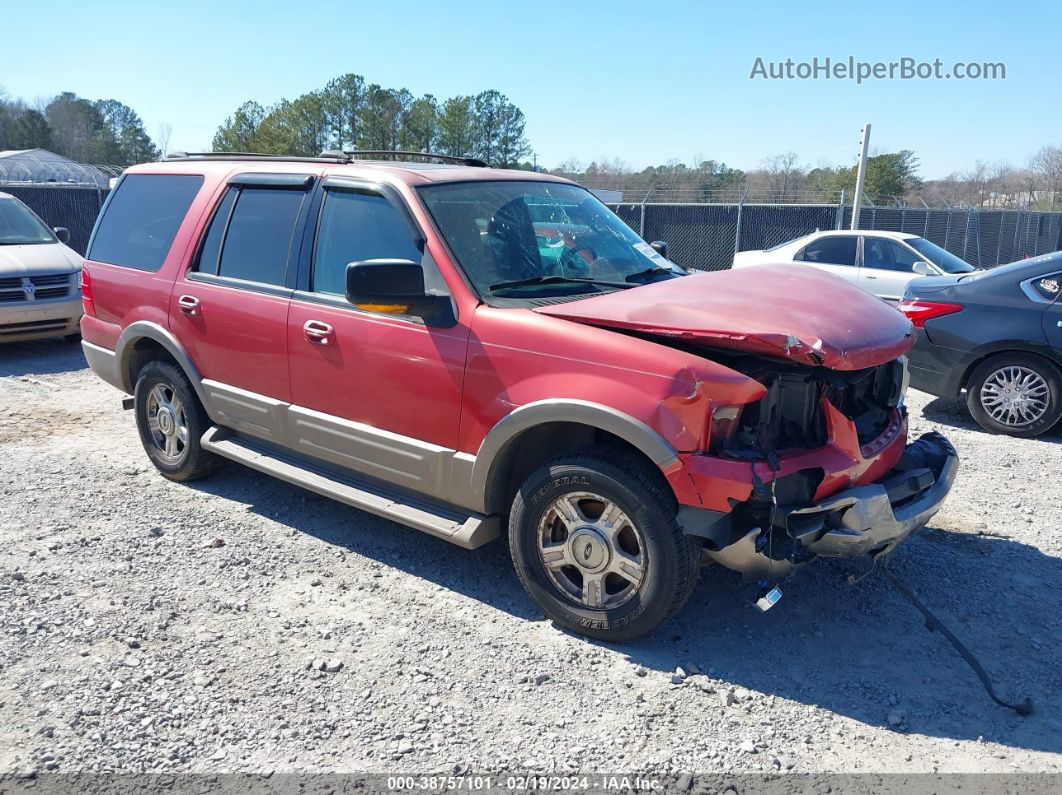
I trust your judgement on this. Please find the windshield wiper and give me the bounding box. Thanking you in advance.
[488,274,636,291]
[624,266,679,283]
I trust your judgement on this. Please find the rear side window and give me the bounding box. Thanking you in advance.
[312,189,422,296]
[88,174,203,271]
[194,189,237,276]
[194,187,305,286]
[795,236,856,267]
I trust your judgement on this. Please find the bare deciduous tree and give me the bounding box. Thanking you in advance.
[762,151,801,200]
[1030,145,1062,210]
[157,123,172,159]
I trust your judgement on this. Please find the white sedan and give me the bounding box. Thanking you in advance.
[731,230,976,302]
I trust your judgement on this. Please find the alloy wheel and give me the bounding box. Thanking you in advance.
[537,491,646,609]
[145,383,190,462]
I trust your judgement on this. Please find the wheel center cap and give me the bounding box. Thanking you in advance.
[568,528,610,573]
[157,408,175,435]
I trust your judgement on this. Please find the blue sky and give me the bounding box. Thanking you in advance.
[5,0,1058,177]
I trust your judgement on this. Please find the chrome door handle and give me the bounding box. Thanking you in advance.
[177,294,201,315]
[303,320,335,345]
[865,275,878,279]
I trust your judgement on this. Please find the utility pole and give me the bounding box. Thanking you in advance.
[850,123,871,230]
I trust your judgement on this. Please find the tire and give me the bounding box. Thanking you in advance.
[966,353,1062,438]
[64,333,82,344]
[134,360,220,481]
[508,447,700,642]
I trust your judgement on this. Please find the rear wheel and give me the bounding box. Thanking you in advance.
[134,360,220,481]
[966,353,1062,438]
[508,447,700,641]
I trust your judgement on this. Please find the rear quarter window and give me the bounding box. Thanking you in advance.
[88,174,204,271]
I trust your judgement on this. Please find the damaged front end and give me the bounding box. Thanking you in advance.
[673,353,958,581]
[704,431,957,581]
[529,265,955,581]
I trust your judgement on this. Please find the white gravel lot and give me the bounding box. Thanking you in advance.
[1,339,1061,780]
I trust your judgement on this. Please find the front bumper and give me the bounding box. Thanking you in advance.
[705,432,958,580]
[0,296,83,342]
[788,431,958,558]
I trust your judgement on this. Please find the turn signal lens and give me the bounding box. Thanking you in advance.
[897,299,963,328]
[707,404,743,453]
[353,303,410,314]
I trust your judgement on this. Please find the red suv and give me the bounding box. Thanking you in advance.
[81,152,957,640]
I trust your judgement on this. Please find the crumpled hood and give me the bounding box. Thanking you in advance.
[534,264,915,370]
[0,242,82,277]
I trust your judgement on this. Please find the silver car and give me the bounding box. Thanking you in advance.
[0,192,83,343]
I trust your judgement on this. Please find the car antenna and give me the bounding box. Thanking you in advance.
[879,564,1033,716]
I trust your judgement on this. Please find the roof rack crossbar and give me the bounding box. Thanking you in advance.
[320,150,489,168]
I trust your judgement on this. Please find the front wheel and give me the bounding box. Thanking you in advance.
[508,448,700,641]
[966,353,1062,438]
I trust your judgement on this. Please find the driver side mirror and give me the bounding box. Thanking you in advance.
[912,261,935,276]
[650,240,669,260]
[53,227,70,244]
[345,259,441,316]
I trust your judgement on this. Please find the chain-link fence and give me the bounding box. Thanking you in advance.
[607,191,1062,272]
[1,184,109,255]
[0,155,119,255]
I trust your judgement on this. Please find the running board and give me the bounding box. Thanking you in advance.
[201,427,499,549]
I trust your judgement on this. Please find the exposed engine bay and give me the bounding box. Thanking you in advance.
[709,354,908,458]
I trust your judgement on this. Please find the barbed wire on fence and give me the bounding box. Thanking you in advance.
[0,153,122,187]
[589,186,1050,210]
[593,187,850,205]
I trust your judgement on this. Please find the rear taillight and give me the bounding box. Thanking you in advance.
[897,299,963,328]
[80,267,96,317]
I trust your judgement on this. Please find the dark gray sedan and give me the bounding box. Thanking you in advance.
[900,252,1062,437]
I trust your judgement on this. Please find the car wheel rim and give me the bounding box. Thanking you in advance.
[980,366,1050,427]
[146,383,189,462]
[537,491,646,610]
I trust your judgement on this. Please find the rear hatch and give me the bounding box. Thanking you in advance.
[534,264,914,370]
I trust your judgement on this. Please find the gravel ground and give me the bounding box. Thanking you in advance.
[1,339,1061,779]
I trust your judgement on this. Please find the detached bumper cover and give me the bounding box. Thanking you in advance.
[704,431,958,580]
[789,431,958,558]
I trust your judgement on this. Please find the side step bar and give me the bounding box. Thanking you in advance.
[201,427,499,549]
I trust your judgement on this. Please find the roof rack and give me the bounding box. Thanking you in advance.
[165,151,349,164]
[320,150,489,168]
[164,150,491,168]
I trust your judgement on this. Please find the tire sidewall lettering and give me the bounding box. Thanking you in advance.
[529,475,590,507]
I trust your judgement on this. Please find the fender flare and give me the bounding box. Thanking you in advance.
[470,399,679,512]
[116,321,208,406]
